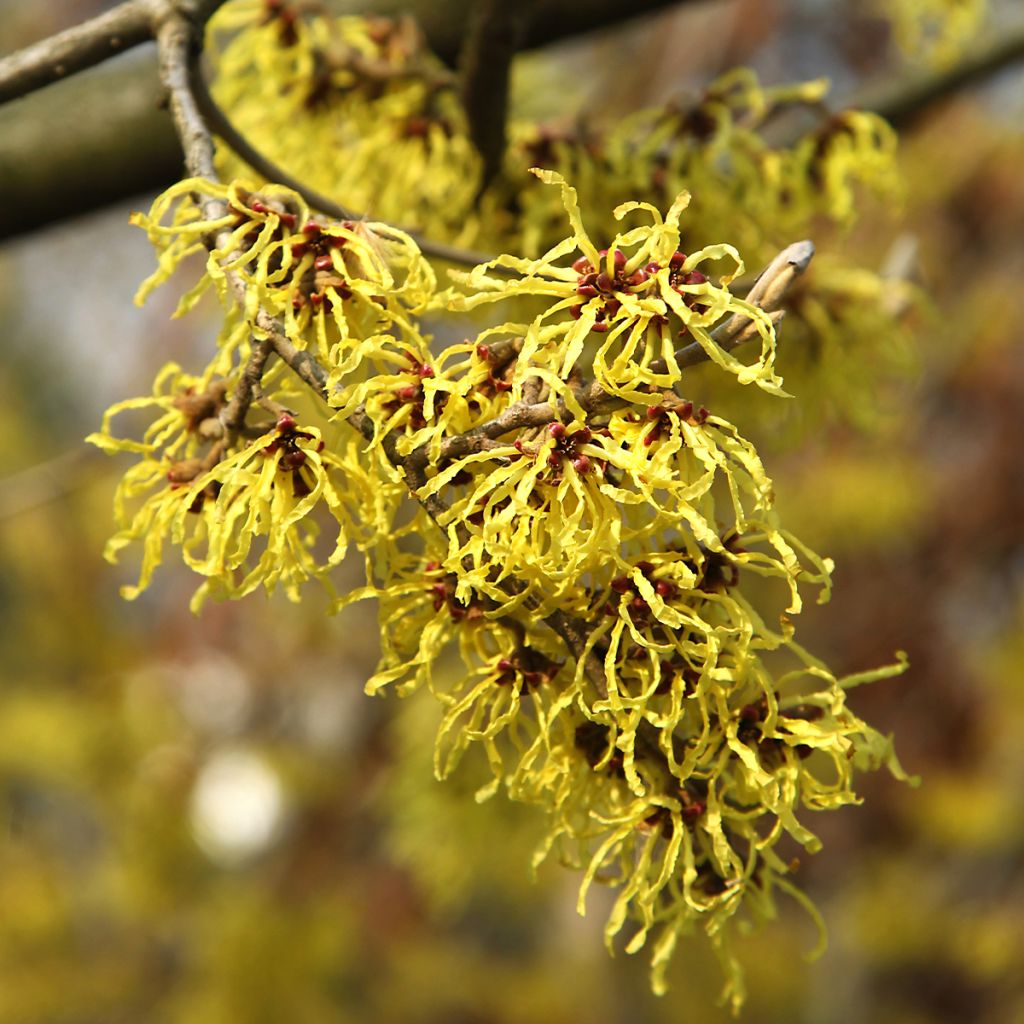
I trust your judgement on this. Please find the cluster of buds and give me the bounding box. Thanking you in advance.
[493,646,562,695]
[605,560,679,623]
[289,220,354,309]
[402,113,455,140]
[424,562,485,622]
[514,422,603,477]
[642,784,707,835]
[171,380,228,435]
[659,250,709,317]
[165,454,221,514]
[574,721,625,776]
[634,398,710,446]
[570,248,651,329]
[262,0,299,47]
[165,381,232,512]
[472,343,515,396]
[737,696,825,766]
[230,188,298,232]
[262,413,325,496]
[521,124,602,169]
[615,646,701,698]
[380,353,438,431]
[690,535,743,593]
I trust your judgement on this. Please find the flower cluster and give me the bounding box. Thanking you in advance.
[199,2,918,440]
[883,0,986,66]
[93,154,912,1009]
[209,1,483,245]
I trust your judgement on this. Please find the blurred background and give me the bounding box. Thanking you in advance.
[1,1,1023,1021]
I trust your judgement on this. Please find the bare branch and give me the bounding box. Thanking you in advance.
[458,0,534,191]
[0,57,181,238]
[155,12,217,181]
[219,338,274,437]
[860,19,1024,127]
[0,0,153,105]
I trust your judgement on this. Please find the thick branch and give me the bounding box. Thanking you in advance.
[0,55,181,237]
[0,0,154,104]
[0,0,705,241]
[861,19,1024,127]
[458,0,534,191]
[333,0,713,66]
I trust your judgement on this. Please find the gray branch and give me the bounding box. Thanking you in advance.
[0,0,154,104]
[0,0,704,242]
[861,18,1024,127]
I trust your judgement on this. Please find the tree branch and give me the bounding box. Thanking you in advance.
[0,0,706,241]
[0,0,154,104]
[458,0,534,191]
[155,11,218,182]
[187,61,498,267]
[860,19,1024,127]
[0,55,181,237]
[431,240,814,465]
[669,239,813,373]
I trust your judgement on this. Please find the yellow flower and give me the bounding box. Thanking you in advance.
[90,366,387,608]
[131,179,436,390]
[449,169,784,403]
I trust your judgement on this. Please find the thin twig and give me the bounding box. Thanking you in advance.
[219,337,274,438]
[0,0,153,105]
[432,240,814,464]
[186,49,497,268]
[0,447,107,520]
[669,239,814,372]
